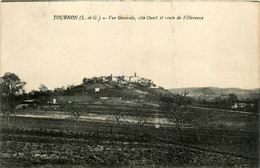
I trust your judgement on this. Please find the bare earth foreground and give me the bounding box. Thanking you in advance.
[0,108,258,167]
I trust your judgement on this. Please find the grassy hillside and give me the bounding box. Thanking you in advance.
[53,78,172,104]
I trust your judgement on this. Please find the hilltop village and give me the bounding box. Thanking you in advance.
[62,73,162,102]
[83,73,157,88]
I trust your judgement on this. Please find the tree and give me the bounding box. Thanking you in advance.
[106,106,122,136]
[82,78,88,85]
[39,84,48,92]
[71,106,81,125]
[160,90,191,141]
[53,86,66,96]
[106,113,122,136]
[68,104,85,126]
[66,84,75,90]
[38,84,49,109]
[190,111,203,143]
[228,93,238,106]
[0,72,26,96]
[217,121,227,144]
[133,105,148,137]
[0,72,26,124]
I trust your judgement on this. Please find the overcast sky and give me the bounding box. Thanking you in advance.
[1,2,259,92]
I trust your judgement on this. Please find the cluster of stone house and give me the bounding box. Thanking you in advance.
[99,73,154,86]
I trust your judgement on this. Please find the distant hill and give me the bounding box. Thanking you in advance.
[168,87,260,100]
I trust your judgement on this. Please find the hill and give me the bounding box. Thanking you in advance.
[54,75,172,104]
[168,87,260,100]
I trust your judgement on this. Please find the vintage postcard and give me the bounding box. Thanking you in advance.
[0,2,259,167]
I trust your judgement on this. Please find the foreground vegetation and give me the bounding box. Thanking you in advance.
[0,110,258,167]
[0,115,258,167]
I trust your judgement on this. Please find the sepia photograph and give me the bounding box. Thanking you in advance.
[0,2,259,167]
